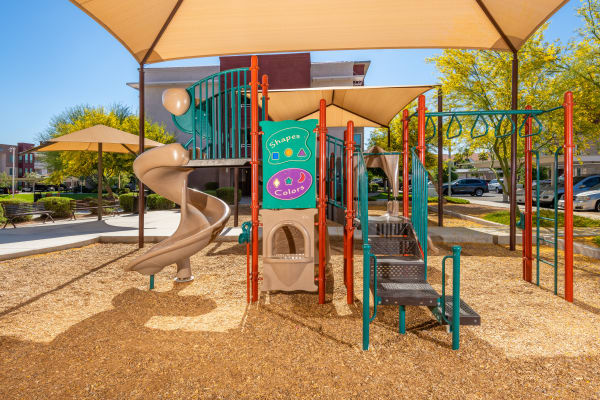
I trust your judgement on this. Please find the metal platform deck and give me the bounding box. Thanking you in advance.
[185,158,251,168]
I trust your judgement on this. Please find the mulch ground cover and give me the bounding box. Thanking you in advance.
[0,232,599,398]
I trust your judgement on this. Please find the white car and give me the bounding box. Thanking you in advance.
[558,183,600,212]
[488,178,504,193]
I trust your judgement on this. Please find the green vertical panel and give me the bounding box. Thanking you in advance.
[411,148,428,277]
[261,120,317,209]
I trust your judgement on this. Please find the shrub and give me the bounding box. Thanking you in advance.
[119,192,137,212]
[118,187,131,195]
[86,198,118,215]
[368,183,379,193]
[204,189,217,197]
[593,236,600,247]
[36,197,73,218]
[0,198,33,223]
[215,187,242,205]
[146,194,175,210]
[205,181,219,190]
[444,196,470,204]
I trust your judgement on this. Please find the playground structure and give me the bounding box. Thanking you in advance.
[127,56,575,351]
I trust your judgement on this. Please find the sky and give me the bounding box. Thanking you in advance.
[0,1,584,145]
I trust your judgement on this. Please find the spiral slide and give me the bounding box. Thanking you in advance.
[125,143,230,281]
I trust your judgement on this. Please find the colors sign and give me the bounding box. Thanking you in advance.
[266,168,313,201]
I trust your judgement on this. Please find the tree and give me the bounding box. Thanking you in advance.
[39,104,175,195]
[426,27,567,198]
[554,0,600,153]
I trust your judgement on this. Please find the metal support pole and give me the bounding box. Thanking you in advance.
[318,99,327,304]
[402,110,409,218]
[523,106,533,282]
[10,147,15,197]
[563,91,574,302]
[437,89,443,227]
[417,95,426,163]
[97,143,103,221]
[344,121,355,304]
[233,167,239,227]
[250,56,260,303]
[387,126,391,149]
[509,52,519,251]
[138,64,145,248]
[261,75,269,119]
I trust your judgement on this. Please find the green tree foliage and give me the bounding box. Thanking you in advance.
[555,0,600,152]
[39,104,175,193]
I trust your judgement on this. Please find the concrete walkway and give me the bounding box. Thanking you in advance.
[2,209,598,260]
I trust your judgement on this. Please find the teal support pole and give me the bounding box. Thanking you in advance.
[451,245,461,350]
[149,274,154,290]
[399,305,406,334]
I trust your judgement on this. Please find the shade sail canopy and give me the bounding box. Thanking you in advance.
[26,125,163,154]
[259,86,434,128]
[70,0,568,63]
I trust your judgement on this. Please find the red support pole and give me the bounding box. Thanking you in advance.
[523,106,533,282]
[417,95,426,164]
[318,99,327,304]
[402,109,410,218]
[344,121,355,304]
[563,91,574,302]
[261,74,269,119]
[250,56,260,303]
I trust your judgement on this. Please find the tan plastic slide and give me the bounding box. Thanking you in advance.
[125,143,230,281]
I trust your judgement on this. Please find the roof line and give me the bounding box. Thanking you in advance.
[141,0,184,65]
[474,0,517,53]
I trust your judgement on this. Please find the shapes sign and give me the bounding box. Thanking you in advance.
[266,168,313,201]
[265,126,312,165]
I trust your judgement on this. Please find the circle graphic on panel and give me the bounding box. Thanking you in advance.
[266,168,313,201]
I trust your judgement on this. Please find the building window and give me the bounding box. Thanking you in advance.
[9,168,12,175]
[19,155,22,162]
[19,168,22,176]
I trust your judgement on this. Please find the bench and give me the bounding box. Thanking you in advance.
[69,199,119,220]
[2,203,55,229]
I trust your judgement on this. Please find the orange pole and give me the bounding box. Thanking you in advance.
[318,99,327,304]
[563,91,574,302]
[417,95,426,164]
[345,121,355,304]
[402,109,409,218]
[523,106,533,282]
[261,74,269,119]
[250,56,260,303]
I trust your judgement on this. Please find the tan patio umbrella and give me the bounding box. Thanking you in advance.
[27,125,163,220]
[259,86,434,128]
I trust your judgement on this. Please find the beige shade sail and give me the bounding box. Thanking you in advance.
[25,125,163,154]
[70,0,568,63]
[259,86,434,128]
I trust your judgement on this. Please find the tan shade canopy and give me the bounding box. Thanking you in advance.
[70,0,568,63]
[260,86,433,128]
[26,125,163,154]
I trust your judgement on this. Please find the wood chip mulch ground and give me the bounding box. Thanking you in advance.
[0,234,599,398]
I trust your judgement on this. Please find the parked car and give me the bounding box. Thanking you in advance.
[516,181,551,204]
[442,178,489,196]
[540,175,600,205]
[488,178,504,193]
[558,183,600,212]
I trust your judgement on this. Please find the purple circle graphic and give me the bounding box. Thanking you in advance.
[266,168,313,200]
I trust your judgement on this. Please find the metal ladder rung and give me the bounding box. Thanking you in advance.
[538,216,556,222]
[538,258,556,267]
[538,236,556,244]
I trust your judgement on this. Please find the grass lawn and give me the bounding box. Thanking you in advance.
[594,236,600,247]
[483,209,600,228]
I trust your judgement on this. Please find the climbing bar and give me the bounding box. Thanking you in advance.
[369,254,379,323]
[493,114,516,138]
[518,113,543,138]
[425,115,437,140]
[470,114,489,139]
[446,114,463,139]
[422,108,562,117]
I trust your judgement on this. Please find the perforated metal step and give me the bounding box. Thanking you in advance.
[433,296,481,326]
[373,280,440,306]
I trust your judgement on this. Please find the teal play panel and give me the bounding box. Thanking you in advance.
[261,120,317,209]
